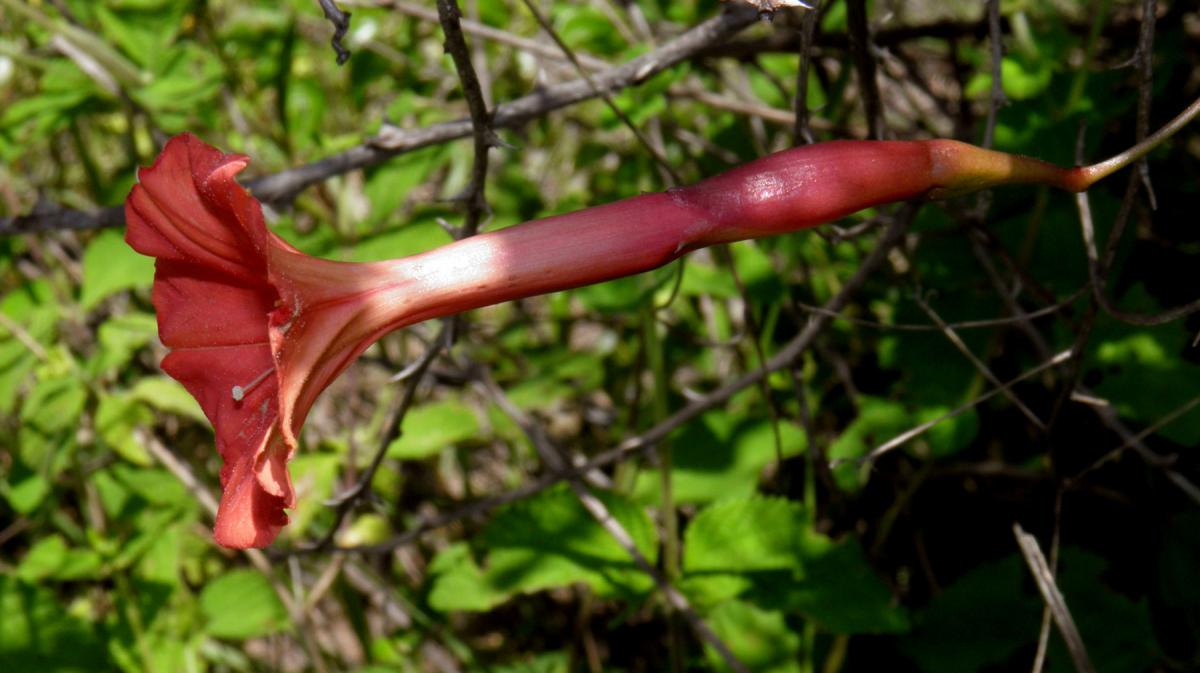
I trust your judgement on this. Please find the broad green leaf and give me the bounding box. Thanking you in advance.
[916,405,979,459]
[284,453,341,538]
[132,44,223,127]
[428,485,658,612]
[337,513,391,547]
[704,600,801,673]
[1048,556,1160,673]
[0,62,98,135]
[481,484,658,598]
[3,472,50,514]
[682,495,907,634]
[130,376,206,423]
[348,217,453,262]
[1091,315,1200,445]
[0,576,110,673]
[109,464,191,509]
[89,311,158,376]
[683,496,807,576]
[200,570,289,640]
[902,556,1039,673]
[387,399,480,459]
[361,150,446,231]
[95,392,153,465]
[905,550,1159,673]
[769,535,909,634]
[16,535,103,581]
[80,229,154,310]
[427,542,509,613]
[94,2,185,68]
[21,375,87,434]
[634,412,806,504]
[828,397,911,492]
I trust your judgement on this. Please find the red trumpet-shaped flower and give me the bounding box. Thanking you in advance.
[126,108,1188,547]
[125,134,416,548]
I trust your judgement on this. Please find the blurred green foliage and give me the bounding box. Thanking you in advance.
[2,0,1199,671]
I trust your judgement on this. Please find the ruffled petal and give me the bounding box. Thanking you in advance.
[162,345,292,548]
[125,133,266,283]
[125,133,296,549]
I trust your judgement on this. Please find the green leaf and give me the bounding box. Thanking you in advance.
[89,311,158,376]
[283,453,341,539]
[94,2,185,68]
[80,230,154,311]
[387,399,480,459]
[16,535,103,581]
[427,542,509,613]
[130,376,206,423]
[0,283,57,414]
[3,472,50,515]
[1091,317,1200,445]
[132,44,224,126]
[428,484,658,612]
[683,496,808,576]
[682,496,907,634]
[200,570,289,640]
[634,412,806,505]
[1046,550,1160,673]
[775,535,909,634]
[916,405,979,459]
[21,375,87,434]
[902,556,1039,673]
[704,600,801,673]
[0,576,110,673]
[828,397,911,492]
[95,392,154,466]
[361,151,446,231]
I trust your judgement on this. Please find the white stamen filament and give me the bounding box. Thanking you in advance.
[231,367,275,402]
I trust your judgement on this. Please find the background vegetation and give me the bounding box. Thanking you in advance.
[2,0,1199,671]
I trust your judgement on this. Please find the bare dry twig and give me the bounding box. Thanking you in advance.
[1014,523,1096,673]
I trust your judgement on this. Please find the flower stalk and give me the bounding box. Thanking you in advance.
[125,96,1198,548]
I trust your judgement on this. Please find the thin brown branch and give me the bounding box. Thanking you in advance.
[436,0,495,237]
[982,0,1007,148]
[1,5,759,235]
[845,0,883,138]
[793,0,822,144]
